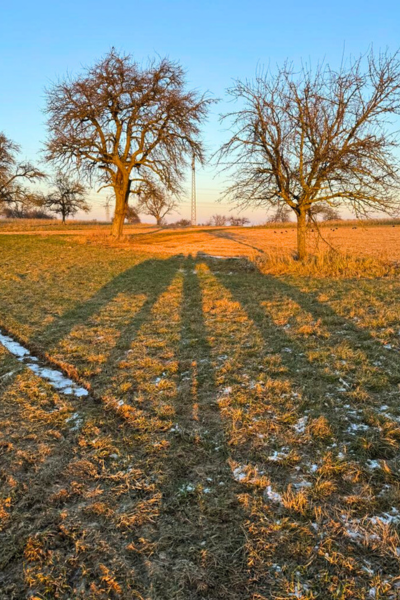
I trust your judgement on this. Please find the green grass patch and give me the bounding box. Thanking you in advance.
[0,237,400,599]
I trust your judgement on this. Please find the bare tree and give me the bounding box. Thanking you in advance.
[267,205,292,223]
[217,50,400,259]
[208,214,228,226]
[0,191,47,218]
[0,132,45,208]
[125,205,141,224]
[45,171,90,222]
[44,49,212,238]
[137,179,179,225]
[229,216,250,226]
[308,203,342,222]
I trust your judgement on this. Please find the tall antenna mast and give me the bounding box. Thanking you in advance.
[105,198,111,222]
[191,154,196,226]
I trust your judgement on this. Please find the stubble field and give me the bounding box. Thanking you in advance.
[0,223,400,599]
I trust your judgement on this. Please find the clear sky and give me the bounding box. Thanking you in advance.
[1,0,399,223]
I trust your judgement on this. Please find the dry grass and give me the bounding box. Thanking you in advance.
[254,250,397,278]
[0,229,400,598]
[1,219,400,264]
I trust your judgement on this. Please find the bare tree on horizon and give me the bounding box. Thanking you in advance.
[44,49,212,238]
[45,171,90,223]
[217,49,400,259]
[0,132,45,212]
[136,179,179,226]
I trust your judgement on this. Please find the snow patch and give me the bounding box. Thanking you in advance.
[366,459,381,470]
[268,450,290,462]
[179,483,195,494]
[264,485,283,504]
[232,466,247,482]
[294,416,308,434]
[0,330,88,398]
[66,412,83,431]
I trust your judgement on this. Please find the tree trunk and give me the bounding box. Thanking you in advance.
[111,177,131,239]
[156,216,162,226]
[296,209,307,260]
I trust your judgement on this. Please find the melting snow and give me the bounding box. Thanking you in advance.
[264,485,283,504]
[347,423,369,433]
[369,508,400,526]
[0,330,88,398]
[179,483,195,494]
[268,450,290,462]
[66,412,83,431]
[293,480,312,490]
[366,459,381,470]
[294,416,308,434]
[232,466,247,482]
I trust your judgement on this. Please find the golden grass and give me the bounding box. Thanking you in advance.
[1,220,400,265]
[0,231,400,598]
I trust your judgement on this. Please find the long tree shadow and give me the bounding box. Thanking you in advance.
[1,253,250,599]
[205,228,268,255]
[32,256,183,352]
[199,255,400,596]
[147,255,249,599]
[4,253,400,598]
[206,257,400,404]
[0,256,185,598]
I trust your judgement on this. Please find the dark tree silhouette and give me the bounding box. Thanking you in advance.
[45,172,90,222]
[0,132,45,209]
[44,49,212,238]
[125,205,141,224]
[229,216,250,226]
[207,214,228,226]
[308,204,342,222]
[217,50,400,258]
[137,179,178,225]
[267,205,292,223]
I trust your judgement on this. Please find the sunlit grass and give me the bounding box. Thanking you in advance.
[1,234,400,598]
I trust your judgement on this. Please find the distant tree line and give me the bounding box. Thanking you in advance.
[2,47,400,258]
[204,214,250,226]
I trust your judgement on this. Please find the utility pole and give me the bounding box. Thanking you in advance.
[105,199,110,222]
[191,154,196,226]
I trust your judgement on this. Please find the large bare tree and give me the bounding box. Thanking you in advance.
[45,171,90,223]
[44,49,212,238]
[217,50,400,259]
[137,179,179,225]
[0,132,45,208]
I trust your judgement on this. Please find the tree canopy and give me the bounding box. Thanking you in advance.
[217,50,400,258]
[0,132,45,211]
[45,171,90,222]
[137,179,179,225]
[45,49,212,237]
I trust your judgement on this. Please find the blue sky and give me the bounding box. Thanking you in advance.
[1,0,399,222]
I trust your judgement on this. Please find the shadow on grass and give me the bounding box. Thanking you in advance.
[148,255,248,599]
[204,254,400,434]
[205,228,268,255]
[3,253,399,598]
[33,256,184,350]
[0,256,186,598]
[0,254,250,599]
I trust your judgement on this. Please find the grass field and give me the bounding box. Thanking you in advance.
[1,228,400,599]
[1,219,399,263]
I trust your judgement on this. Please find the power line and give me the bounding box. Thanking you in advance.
[191,154,196,226]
